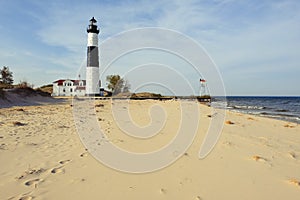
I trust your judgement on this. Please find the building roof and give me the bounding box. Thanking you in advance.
[53,79,86,86]
[74,80,86,86]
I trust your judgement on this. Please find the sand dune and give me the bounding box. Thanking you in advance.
[0,88,62,108]
[0,99,299,200]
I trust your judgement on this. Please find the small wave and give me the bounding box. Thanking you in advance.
[232,105,266,110]
[276,113,299,118]
[211,101,227,109]
[259,112,298,118]
[275,109,289,112]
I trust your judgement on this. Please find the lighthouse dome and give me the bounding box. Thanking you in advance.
[87,17,100,34]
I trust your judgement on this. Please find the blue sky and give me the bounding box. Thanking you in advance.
[0,0,299,96]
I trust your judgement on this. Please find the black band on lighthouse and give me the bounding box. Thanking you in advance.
[87,46,99,67]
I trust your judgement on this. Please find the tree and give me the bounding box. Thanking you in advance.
[0,66,13,85]
[106,75,130,95]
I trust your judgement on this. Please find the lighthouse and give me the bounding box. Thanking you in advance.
[86,17,100,96]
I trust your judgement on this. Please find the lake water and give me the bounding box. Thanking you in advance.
[212,96,300,123]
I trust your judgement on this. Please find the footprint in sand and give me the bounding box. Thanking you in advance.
[288,179,300,187]
[59,159,71,165]
[15,108,25,112]
[159,188,167,194]
[284,124,295,128]
[12,121,27,126]
[19,196,33,200]
[225,120,235,125]
[0,143,8,150]
[252,155,267,162]
[289,152,296,159]
[51,166,65,174]
[24,178,40,187]
[17,168,45,180]
[80,152,88,157]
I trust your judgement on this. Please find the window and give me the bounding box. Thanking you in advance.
[63,89,65,92]
[70,88,73,92]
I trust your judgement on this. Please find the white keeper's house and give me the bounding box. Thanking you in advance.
[52,79,86,96]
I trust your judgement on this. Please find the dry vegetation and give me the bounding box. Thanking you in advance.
[37,84,53,95]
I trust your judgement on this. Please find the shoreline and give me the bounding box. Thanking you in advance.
[227,108,300,124]
[2,96,299,124]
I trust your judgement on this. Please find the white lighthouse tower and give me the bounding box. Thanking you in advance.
[86,17,100,96]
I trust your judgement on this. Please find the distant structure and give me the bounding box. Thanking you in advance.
[197,78,211,103]
[199,78,209,97]
[52,79,86,96]
[86,17,100,96]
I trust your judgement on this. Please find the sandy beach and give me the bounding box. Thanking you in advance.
[0,99,300,200]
